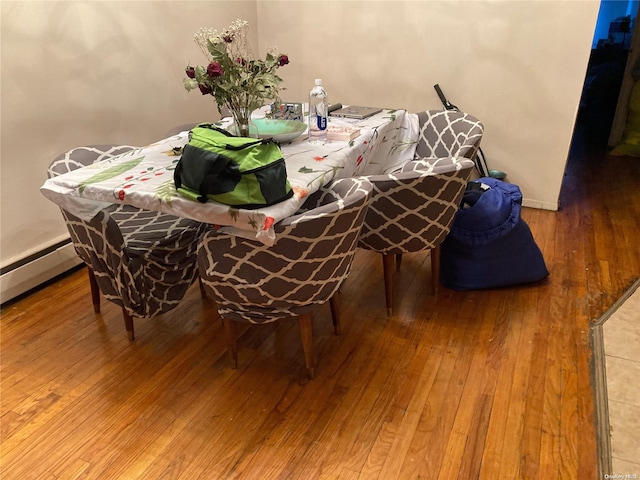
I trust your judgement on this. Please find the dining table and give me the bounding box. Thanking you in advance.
[41,109,420,245]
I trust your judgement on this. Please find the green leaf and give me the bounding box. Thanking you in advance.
[78,158,143,194]
[154,179,176,204]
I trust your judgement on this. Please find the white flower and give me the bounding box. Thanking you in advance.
[183,78,198,92]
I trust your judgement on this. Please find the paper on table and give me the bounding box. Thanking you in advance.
[327,125,360,141]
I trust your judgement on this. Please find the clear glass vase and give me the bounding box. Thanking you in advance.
[229,106,257,138]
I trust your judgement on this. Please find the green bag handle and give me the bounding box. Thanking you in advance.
[193,123,275,150]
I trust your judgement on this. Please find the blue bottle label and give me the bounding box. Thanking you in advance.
[316,115,327,131]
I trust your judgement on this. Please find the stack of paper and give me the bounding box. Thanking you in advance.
[327,125,361,141]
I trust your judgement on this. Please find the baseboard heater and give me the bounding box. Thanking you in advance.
[0,239,83,305]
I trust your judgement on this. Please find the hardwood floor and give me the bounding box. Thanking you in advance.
[2,130,639,479]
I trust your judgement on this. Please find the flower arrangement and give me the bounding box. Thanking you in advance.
[183,19,289,137]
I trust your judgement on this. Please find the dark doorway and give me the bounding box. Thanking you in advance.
[575,2,636,150]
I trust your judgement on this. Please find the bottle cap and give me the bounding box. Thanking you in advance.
[315,79,322,85]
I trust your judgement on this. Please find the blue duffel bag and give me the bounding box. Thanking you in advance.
[440,177,549,290]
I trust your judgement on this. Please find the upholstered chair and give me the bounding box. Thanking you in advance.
[48,145,208,340]
[197,177,373,378]
[357,157,476,316]
[415,109,484,163]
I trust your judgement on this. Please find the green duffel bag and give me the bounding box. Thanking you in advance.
[174,123,293,208]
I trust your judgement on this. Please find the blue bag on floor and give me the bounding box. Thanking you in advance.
[440,177,549,290]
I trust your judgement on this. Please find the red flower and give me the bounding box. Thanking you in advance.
[185,66,195,78]
[198,83,212,95]
[263,217,275,230]
[314,156,324,162]
[278,54,289,66]
[124,175,133,181]
[118,190,125,200]
[207,61,224,77]
[293,186,308,199]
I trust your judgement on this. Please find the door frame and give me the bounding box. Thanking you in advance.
[608,3,640,146]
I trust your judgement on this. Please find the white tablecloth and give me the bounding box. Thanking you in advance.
[41,109,419,244]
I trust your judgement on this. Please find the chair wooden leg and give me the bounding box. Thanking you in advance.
[329,293,341,335]
[222,318,238,369]
[198,275,207,299]
[122,308,134,341]
[87,268,100,313]
[431,244,441,296]
[298,313,315,379]
[396,253,403,271]
[382,254,395,316]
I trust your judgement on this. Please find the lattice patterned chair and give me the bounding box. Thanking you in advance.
[416,109,484,162]
[197,177,373,378]
[48,145,208,340]
[357,157,476,316]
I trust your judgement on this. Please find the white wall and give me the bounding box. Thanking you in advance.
[257,0,600,211]
[1,1,599,293]
[1,1,258,271]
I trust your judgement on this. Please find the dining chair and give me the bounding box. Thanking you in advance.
[48,145,208,340]
[197,177,373,378]
[357,157,476,316]
[415,109,484,163]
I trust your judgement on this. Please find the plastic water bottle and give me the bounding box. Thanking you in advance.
[308,79,328,144]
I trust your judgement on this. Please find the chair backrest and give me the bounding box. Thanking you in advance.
[358,157,475,255]
[48,145,138,178]
[198,177,373,324]
[415,110,484,161]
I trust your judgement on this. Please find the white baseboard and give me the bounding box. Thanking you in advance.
[522,198,558,211]
[0,242,83,304]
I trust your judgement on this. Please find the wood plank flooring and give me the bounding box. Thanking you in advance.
[2,130,639,479]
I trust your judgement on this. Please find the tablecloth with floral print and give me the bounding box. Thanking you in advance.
[41,109,419,245]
